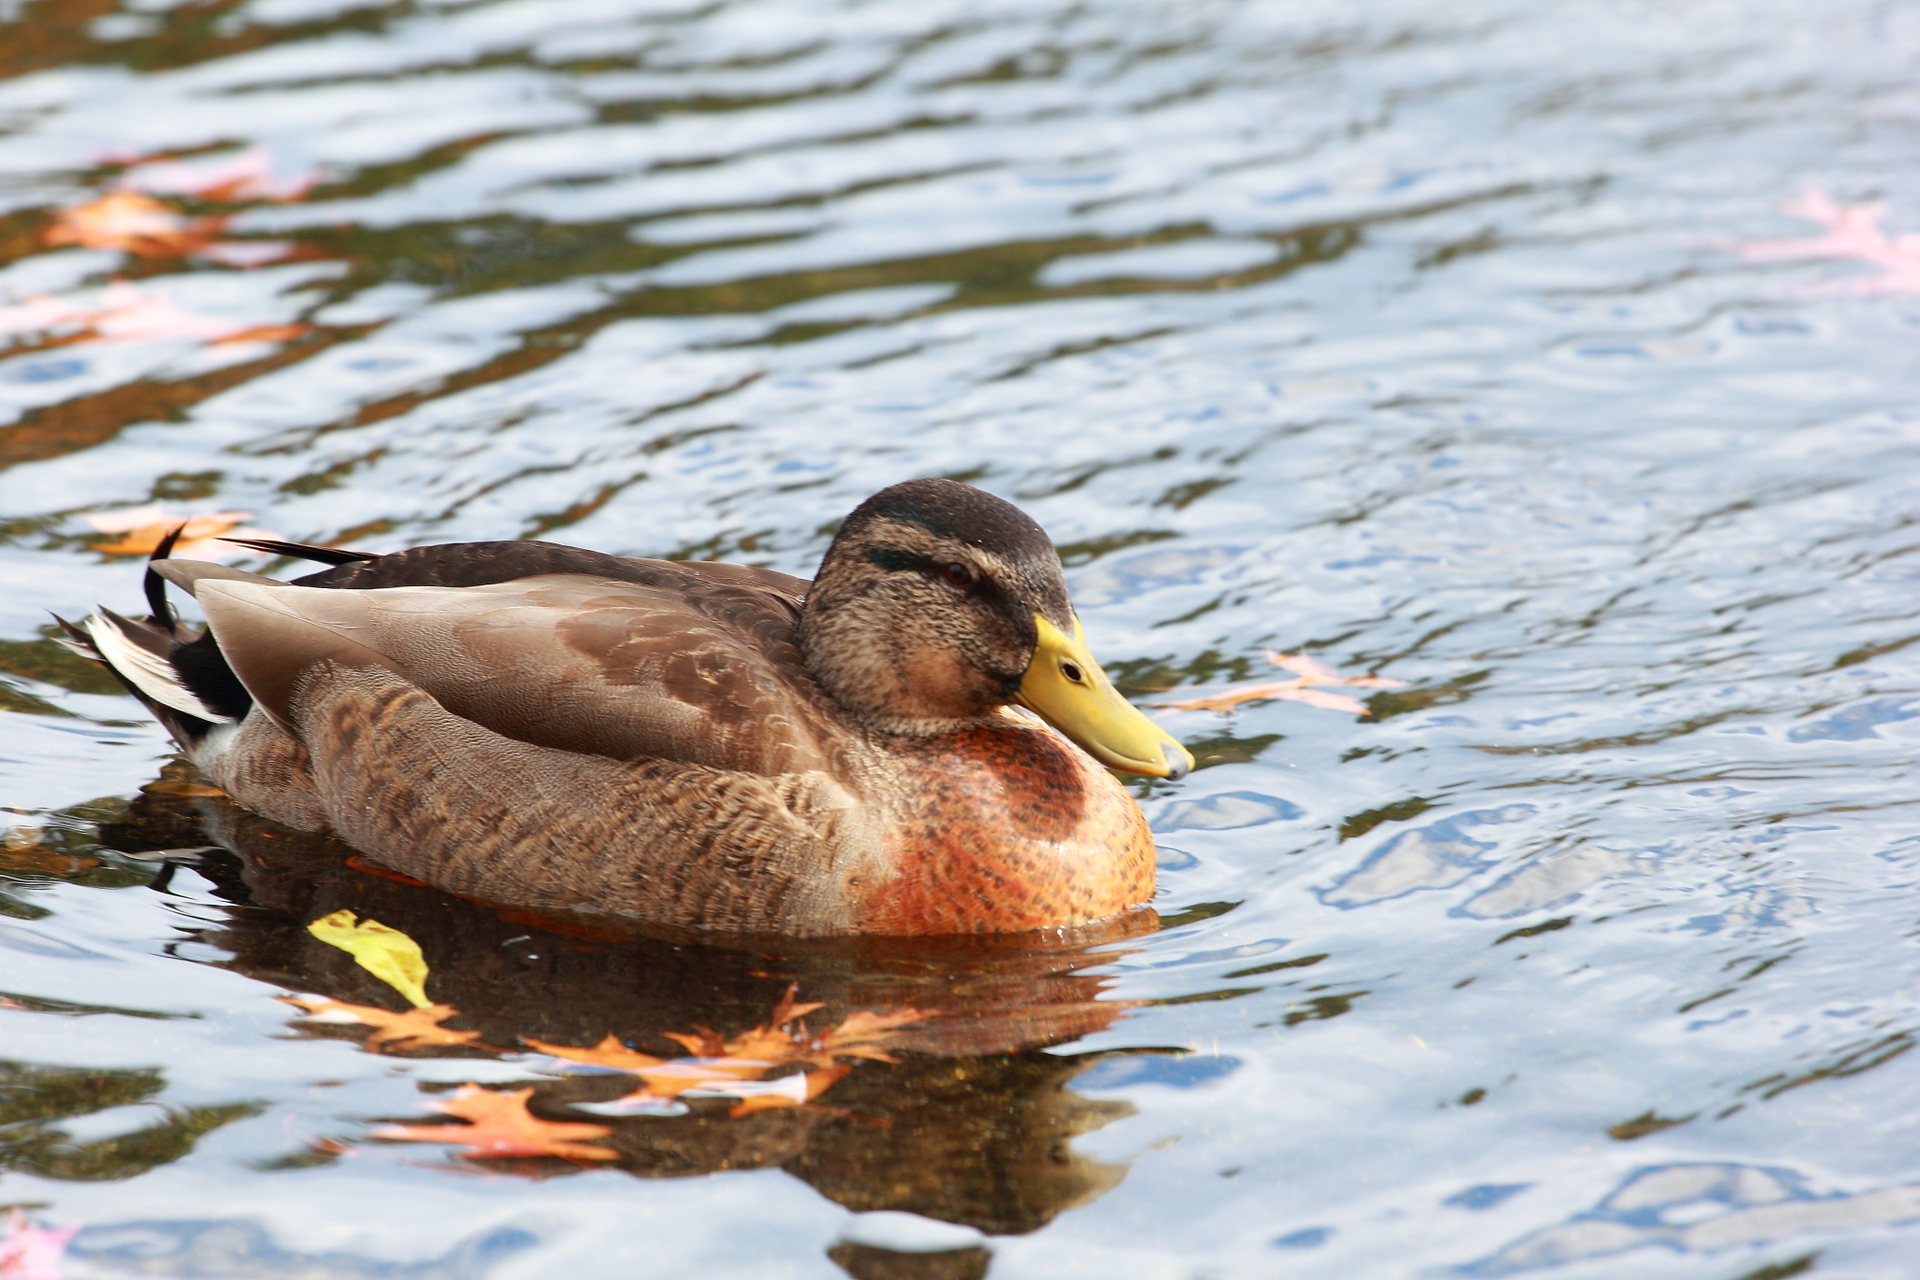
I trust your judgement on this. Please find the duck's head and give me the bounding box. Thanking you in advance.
[799,478,1194,780]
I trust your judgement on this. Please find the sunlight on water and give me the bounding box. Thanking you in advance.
[3,0,1919,1276]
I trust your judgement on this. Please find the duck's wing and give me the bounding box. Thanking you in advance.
[194,571,839,778]
[282,538,811,604]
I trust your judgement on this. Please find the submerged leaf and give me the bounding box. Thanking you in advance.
[306,909,431,1007]
[371,1085,617,1161]
[280,995,483,1052]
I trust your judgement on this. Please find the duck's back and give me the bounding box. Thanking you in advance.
[206,544,839,779]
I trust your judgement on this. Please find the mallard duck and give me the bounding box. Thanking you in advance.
[65,480,1193,936]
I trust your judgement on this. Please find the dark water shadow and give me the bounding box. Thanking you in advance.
[72,765,1174,1242]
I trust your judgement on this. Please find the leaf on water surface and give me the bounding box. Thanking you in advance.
[42,188,300,264]
[529,986,927,1117]
[0,282,307,354]
[85,507,284,561]
[723,1065,852,1117]
[371,1086,616,1162]
[521,1033,673,1074]
[114,145,319,203]
[1733,190,1920,295]
[305,909,433,1007]
[278,996,485,1052]
[0,1208,77,1280]
[43,191,225,257]
[1151,649,1406,716]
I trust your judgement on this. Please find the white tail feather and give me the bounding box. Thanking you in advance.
[85,610,233,723]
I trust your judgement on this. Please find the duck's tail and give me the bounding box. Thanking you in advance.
[56,525,257,749]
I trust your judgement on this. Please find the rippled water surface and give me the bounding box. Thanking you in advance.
[4,0,1920,1276]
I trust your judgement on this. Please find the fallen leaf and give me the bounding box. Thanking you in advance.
[307,909,432,1008]
[118,145,318,203]
[0,1208,77,1280]
[522,1035,771,1097]
[521,1033,671,1074]
[1,282,309,351]
[810,1009,932,1064]
[1152,649,1406,716]
[725,1065,851,1117]
[0,839,100,877]
[533,987,929,1117]
[43,191,223,256]
[371,1085,617,1161]
[1733,190,1920,295]
[85,507,285,561]
[280,995,485,1052]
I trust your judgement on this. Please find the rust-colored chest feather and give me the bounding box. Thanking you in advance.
[854,722,1156,933]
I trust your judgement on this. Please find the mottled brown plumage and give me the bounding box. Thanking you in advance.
[70,480,1189,935]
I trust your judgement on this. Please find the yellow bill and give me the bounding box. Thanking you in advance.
[1015,614,1195,780]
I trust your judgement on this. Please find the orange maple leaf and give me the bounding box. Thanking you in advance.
[279,995,485,1052]
[726,1065,851,1117]
[44,191,225,257]
[1151,649,1405,716]
[371,1085,617,1161]
[85,506,284,560]
[529,987,928,1117]
[522,1034,772,1098]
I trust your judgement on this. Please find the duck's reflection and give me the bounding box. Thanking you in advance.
[103,767,1157,1244]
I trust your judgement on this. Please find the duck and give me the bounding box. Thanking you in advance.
[64,479,1194,936]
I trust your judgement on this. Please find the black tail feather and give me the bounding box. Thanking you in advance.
[218,536,380,566]
[144,523,188,635]
[51,612,100,661]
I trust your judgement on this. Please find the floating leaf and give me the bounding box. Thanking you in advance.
[0,283,307,352]
[371,1085,617,1161]
[1152,649,1406,716]
[85,507,284,561]
[306,909,431,1007]
[117,145,318,203]
[0,1208,77,1280]
[43,191,223,256]
[722,1065,851,1117]
[521,1033,670,1074]
[531,987,927,1118]
[1733,190,1920,295]
[279,995,485,1052]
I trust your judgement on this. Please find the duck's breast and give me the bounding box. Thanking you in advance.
[855,721,1156,933]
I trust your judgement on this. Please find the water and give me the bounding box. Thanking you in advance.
[2,0,1918,1275]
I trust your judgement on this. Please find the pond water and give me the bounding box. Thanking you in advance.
[3,0,1919,1276]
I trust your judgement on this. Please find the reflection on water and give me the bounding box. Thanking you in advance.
[8,773,1153,1267]
[3,0,1920,1273]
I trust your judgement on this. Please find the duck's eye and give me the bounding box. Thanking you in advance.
[943,563,975,586]
[1060,661,1085,684]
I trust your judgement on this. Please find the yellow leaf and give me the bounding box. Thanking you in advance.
[308,910,431,1008]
